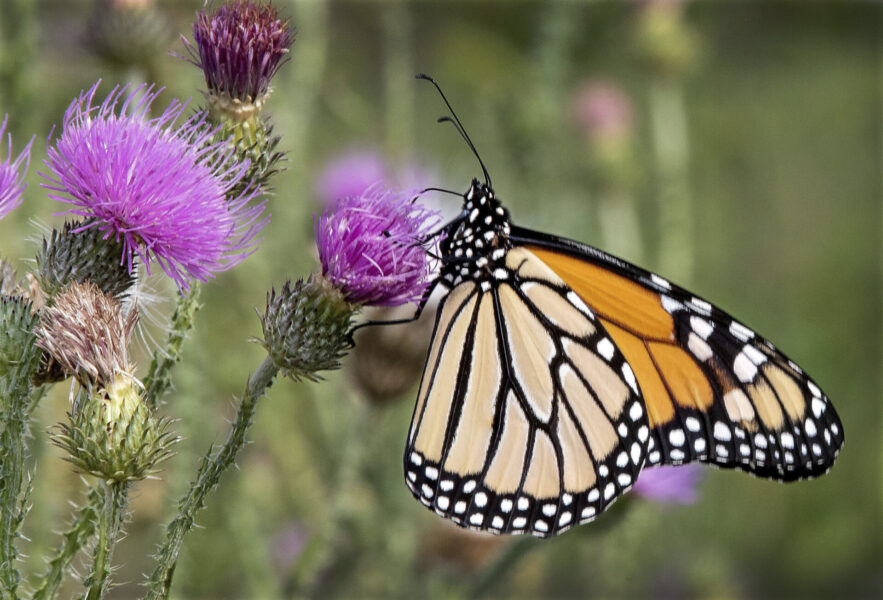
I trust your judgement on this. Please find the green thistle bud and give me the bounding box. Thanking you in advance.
[210,114,285,196]
[86,0,173,69]
[259,276,355,381]
[52,375,178,482]
[36,222,136,303]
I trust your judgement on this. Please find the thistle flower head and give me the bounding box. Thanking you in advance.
[633,465,703,504]
[185,0,295,116]
[0,115,34,221]
[315,188,441,307]
[35,281,137,388]
[41,82,267,291]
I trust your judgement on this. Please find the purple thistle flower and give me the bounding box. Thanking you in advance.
[0,115,34,221]
[633,465,703,504]
[184,1,295,103]
[315,188,441,307]
[315,149,388,207]
[41,81,267,290]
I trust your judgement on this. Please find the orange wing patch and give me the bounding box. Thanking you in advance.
[528,246,674,341]
[647,342,714,412]
[529,246,712,430]
[601,320,674,427]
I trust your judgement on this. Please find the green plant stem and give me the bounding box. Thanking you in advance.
[83,481,128,600]
[144,284,202,409]
[32,488,101,600]
[144,356,278,600]
[0,315,40,600]
[0,410,26,600]
[649,77,694,282]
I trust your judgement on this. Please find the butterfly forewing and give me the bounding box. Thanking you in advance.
[518,232,843,482]
[405,249,649,537]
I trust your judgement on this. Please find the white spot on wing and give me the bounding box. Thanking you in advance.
[734,352,758,382]
[597,338,615,361]
[729,321,755,342]
[713,422,731,441]
[690,316,714,340]
[650,273,671,290]
[690,297,712,315]
[688,333,713,362]
[661,295,682,314]
[669,429,686,447]
[742,344,767,366]
[623,366,639,395]
[566,291,594,318]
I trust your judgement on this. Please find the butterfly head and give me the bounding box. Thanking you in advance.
[438,179,512,286]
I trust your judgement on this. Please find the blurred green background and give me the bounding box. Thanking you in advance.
[0,1,880,598]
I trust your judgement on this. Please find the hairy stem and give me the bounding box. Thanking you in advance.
[0,312,40,600]
[144,356,278,599]
[144,285,202,409]
[82,481,128,600]
[0,410,26,600]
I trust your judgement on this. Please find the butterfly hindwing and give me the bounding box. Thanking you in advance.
[513,226,843,482]
[405,248,649,537]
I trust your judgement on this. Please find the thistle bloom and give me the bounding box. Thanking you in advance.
[633,465,703,504]
[0,115,33,220]
[315,188,440,306]
[41,82,267,290]
[185,0,295,106]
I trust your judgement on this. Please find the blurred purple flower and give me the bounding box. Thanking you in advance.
[184,0,295,102]
[571,81,634,142]
[316,150,388,207]
[315,187,440,306]
[271,522,308,573]
[634,465,703,504]
[42,82,267,290]
[0,115,33,221]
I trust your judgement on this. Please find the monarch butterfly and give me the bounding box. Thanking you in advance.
[403,75,843,537]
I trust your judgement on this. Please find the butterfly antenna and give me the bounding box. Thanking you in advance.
[421,186,463,197]
[416,73,492,188]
